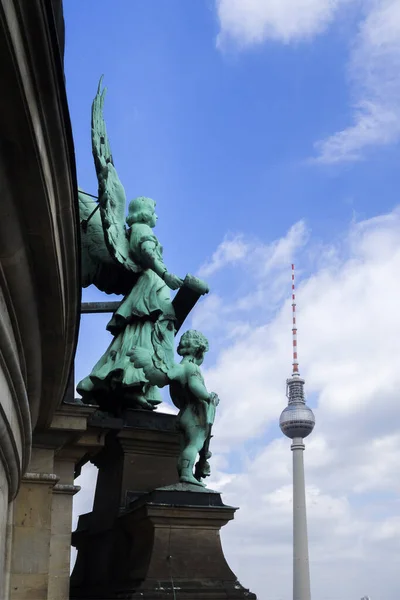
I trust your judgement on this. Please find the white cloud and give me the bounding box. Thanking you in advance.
[216,0,345,46]
[207,208,400,447]
[197,220,307,287]
[157,400,178,415]
[198,234,249,277]
[191,293,224,332]
[216,0,400,162]
[255,220,309,275]
[315,0,400,163]
[71,462,98,573]
[73,208,400,599]
[202,207,400,597]
[193,221,308,341]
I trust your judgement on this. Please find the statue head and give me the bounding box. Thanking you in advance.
[177,330,209,365]
[126,197,157,227]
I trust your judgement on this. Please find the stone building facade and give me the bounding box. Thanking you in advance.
[0,1,94,598]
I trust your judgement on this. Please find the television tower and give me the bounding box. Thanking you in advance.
[279,264,315,600]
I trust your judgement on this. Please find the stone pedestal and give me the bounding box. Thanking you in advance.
[71,411,256,599]
[47,458,81,600]
[71,409,181,593]
[71,485,256,599]
[90,409,180,516]
[119,486,256,599]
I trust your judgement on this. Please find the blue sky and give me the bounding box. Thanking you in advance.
[65,0,400,268]
[66,2,400,599]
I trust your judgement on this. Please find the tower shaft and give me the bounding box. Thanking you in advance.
[292,438,311,600]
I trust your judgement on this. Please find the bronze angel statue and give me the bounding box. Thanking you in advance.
[77,78,208,411]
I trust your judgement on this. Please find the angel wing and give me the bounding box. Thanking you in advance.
[129,347,186,412]
[128,347,169,387]
[91,77,140,274]
[79,190,137,295]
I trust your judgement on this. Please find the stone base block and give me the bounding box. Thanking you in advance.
[70,486,256,599]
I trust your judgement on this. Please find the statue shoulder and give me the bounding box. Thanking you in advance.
[168,363,185,383]
[130,223,157,249]
[186,362,202,378]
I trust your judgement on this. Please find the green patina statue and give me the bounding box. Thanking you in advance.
[130,330,219,486]
[77,79,208,411]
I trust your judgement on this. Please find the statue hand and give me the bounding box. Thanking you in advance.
[209,392,220,406]
[163,272,183,290]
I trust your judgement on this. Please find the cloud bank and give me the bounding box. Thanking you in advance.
[193,207,400,598]
[73,207,400,598]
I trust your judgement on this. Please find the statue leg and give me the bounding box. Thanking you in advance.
[76,336,119,401]
[177,425,207,487]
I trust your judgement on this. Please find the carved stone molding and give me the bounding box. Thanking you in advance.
[22,472,59,486]
[53,483,81,496]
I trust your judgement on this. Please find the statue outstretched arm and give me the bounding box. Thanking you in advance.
[187,371,212,402]
[140,240,183,290]
[185,364,219,407]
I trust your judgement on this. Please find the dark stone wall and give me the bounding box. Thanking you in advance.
[49,0,65,61]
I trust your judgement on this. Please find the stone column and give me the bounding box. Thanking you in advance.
[7,403,105,600]
[0,460,11,599]
[9,448,58,600]
[47,455,80,600]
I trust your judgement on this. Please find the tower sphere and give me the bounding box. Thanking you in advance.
[279,402,315,440]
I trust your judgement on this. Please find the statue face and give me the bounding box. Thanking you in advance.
[149,211,158,227]
[194,352,205,366]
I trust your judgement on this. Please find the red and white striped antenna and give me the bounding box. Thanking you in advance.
[292,264,299,375]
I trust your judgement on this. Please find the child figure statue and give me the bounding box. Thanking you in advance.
[129,330,219,486]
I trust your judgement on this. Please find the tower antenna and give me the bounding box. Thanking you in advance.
[292,263,299,375]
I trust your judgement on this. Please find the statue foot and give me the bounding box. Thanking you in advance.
[180,474,205,487]
[135,396,153,409]
[123,394,154,410]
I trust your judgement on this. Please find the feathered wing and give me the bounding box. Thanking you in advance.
[129,348,169,387]
[79,190,136,295]
[92,77,140,274]
[129,347,185,411]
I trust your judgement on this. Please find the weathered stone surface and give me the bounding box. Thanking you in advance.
[157,481,218,493]
[89,409,180,514]
[8,574,49,600]
[9,466,58,600]
[71,487,256,599]
[5,402,106,600]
